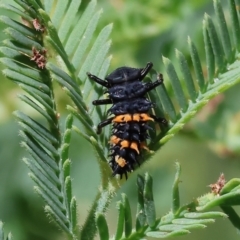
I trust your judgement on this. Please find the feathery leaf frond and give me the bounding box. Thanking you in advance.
[96,163,234,239]
[146,0,240,155]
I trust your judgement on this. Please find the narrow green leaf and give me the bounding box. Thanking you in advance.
[23,0,42,11]
[28,171,64,212]
[0,57,47,83]
[50,73,88,118]
[163,57,188,112]
[2,39,32,55]
[46,63,81,93]
[72,10,102,69]
[51,0,69,29]
[96,213,109,240]
[19,84,52,110]
[13,0,37,18]
[67,106,96,138]
[43,0,54,14]
[147,78,165,118]
[172,218,214,225]
[172,162,181,215]
[0,16,36,37]
[65,176,72,210]
[0,3,33,21]
[32,184,62,211]
[20,85,55,115]
[122,193,132,237]
[61,144,70,163]
[44,36,73,74]
[58,0,82,43]
[175,50,197,101]
[0,47,21,58]
[144,173,156,228]
[23,156,59,187]
[44,205,70,233]
[22,143,60,180]
[228,0,240,51]
[213,0,233,62]
[65,114,74,130]
[22,143,60,183]
[20,123,59,157]
[159,223,205,231]
[63,159,71,180]
[41,19,69,62]
[70,197,78,234]
[79,23,113,81]
[63,128,71,145]
[184,211,227,219]
[146,231,168,238]
[98,55,112,79]
[203,21,215,83]
[21,132,59,172]
[14,111,58,145]
[220,178,240,195]
[4,28,42,49]
[95,56,112,147]
[36,0,44,8]
[197,191,240,211]
[220,206,240,230]
[85,40,112,102]
[158,84,177,123]
[38,8,52,25]
[18,95,52,122]
[65,0,97,55]
[204,14,225,71]
[115,202,124,240]
[188,37,205,91]
[147,229,189,238]
[165,229,190,237]
[2,69,50,94]
[136,175,146,230]
[90,136,107,163]
[72,125,91,143]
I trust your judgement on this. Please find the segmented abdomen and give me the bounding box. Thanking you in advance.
[109,112,153,179]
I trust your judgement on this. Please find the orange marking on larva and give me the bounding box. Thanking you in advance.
[120,140,130,148]
[109,135,120,144]
[115,155,127,168]
[140,142,150,151]
[133,113,141,121]
[113,114,132,123]
[123,114,132,122]
[140,113,154,121]
[130,142,140,154]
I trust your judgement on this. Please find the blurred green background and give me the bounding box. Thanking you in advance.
[1,0,240,239]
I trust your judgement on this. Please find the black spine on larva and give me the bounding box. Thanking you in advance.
[87,62,166,179]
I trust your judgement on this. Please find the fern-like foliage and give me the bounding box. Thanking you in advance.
[0,0,240,239]
[96,163,240,239]
[146,0,240,152]
[0,0,111,239]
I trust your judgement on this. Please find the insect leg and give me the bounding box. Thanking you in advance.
[93,99,112,105]
[143,73,164,93]
[149,114,167,125]
[87,72,109,88]
[96,116,114,134]
[139,62,153,80]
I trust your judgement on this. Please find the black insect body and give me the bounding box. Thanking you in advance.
[87,62,166,179]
